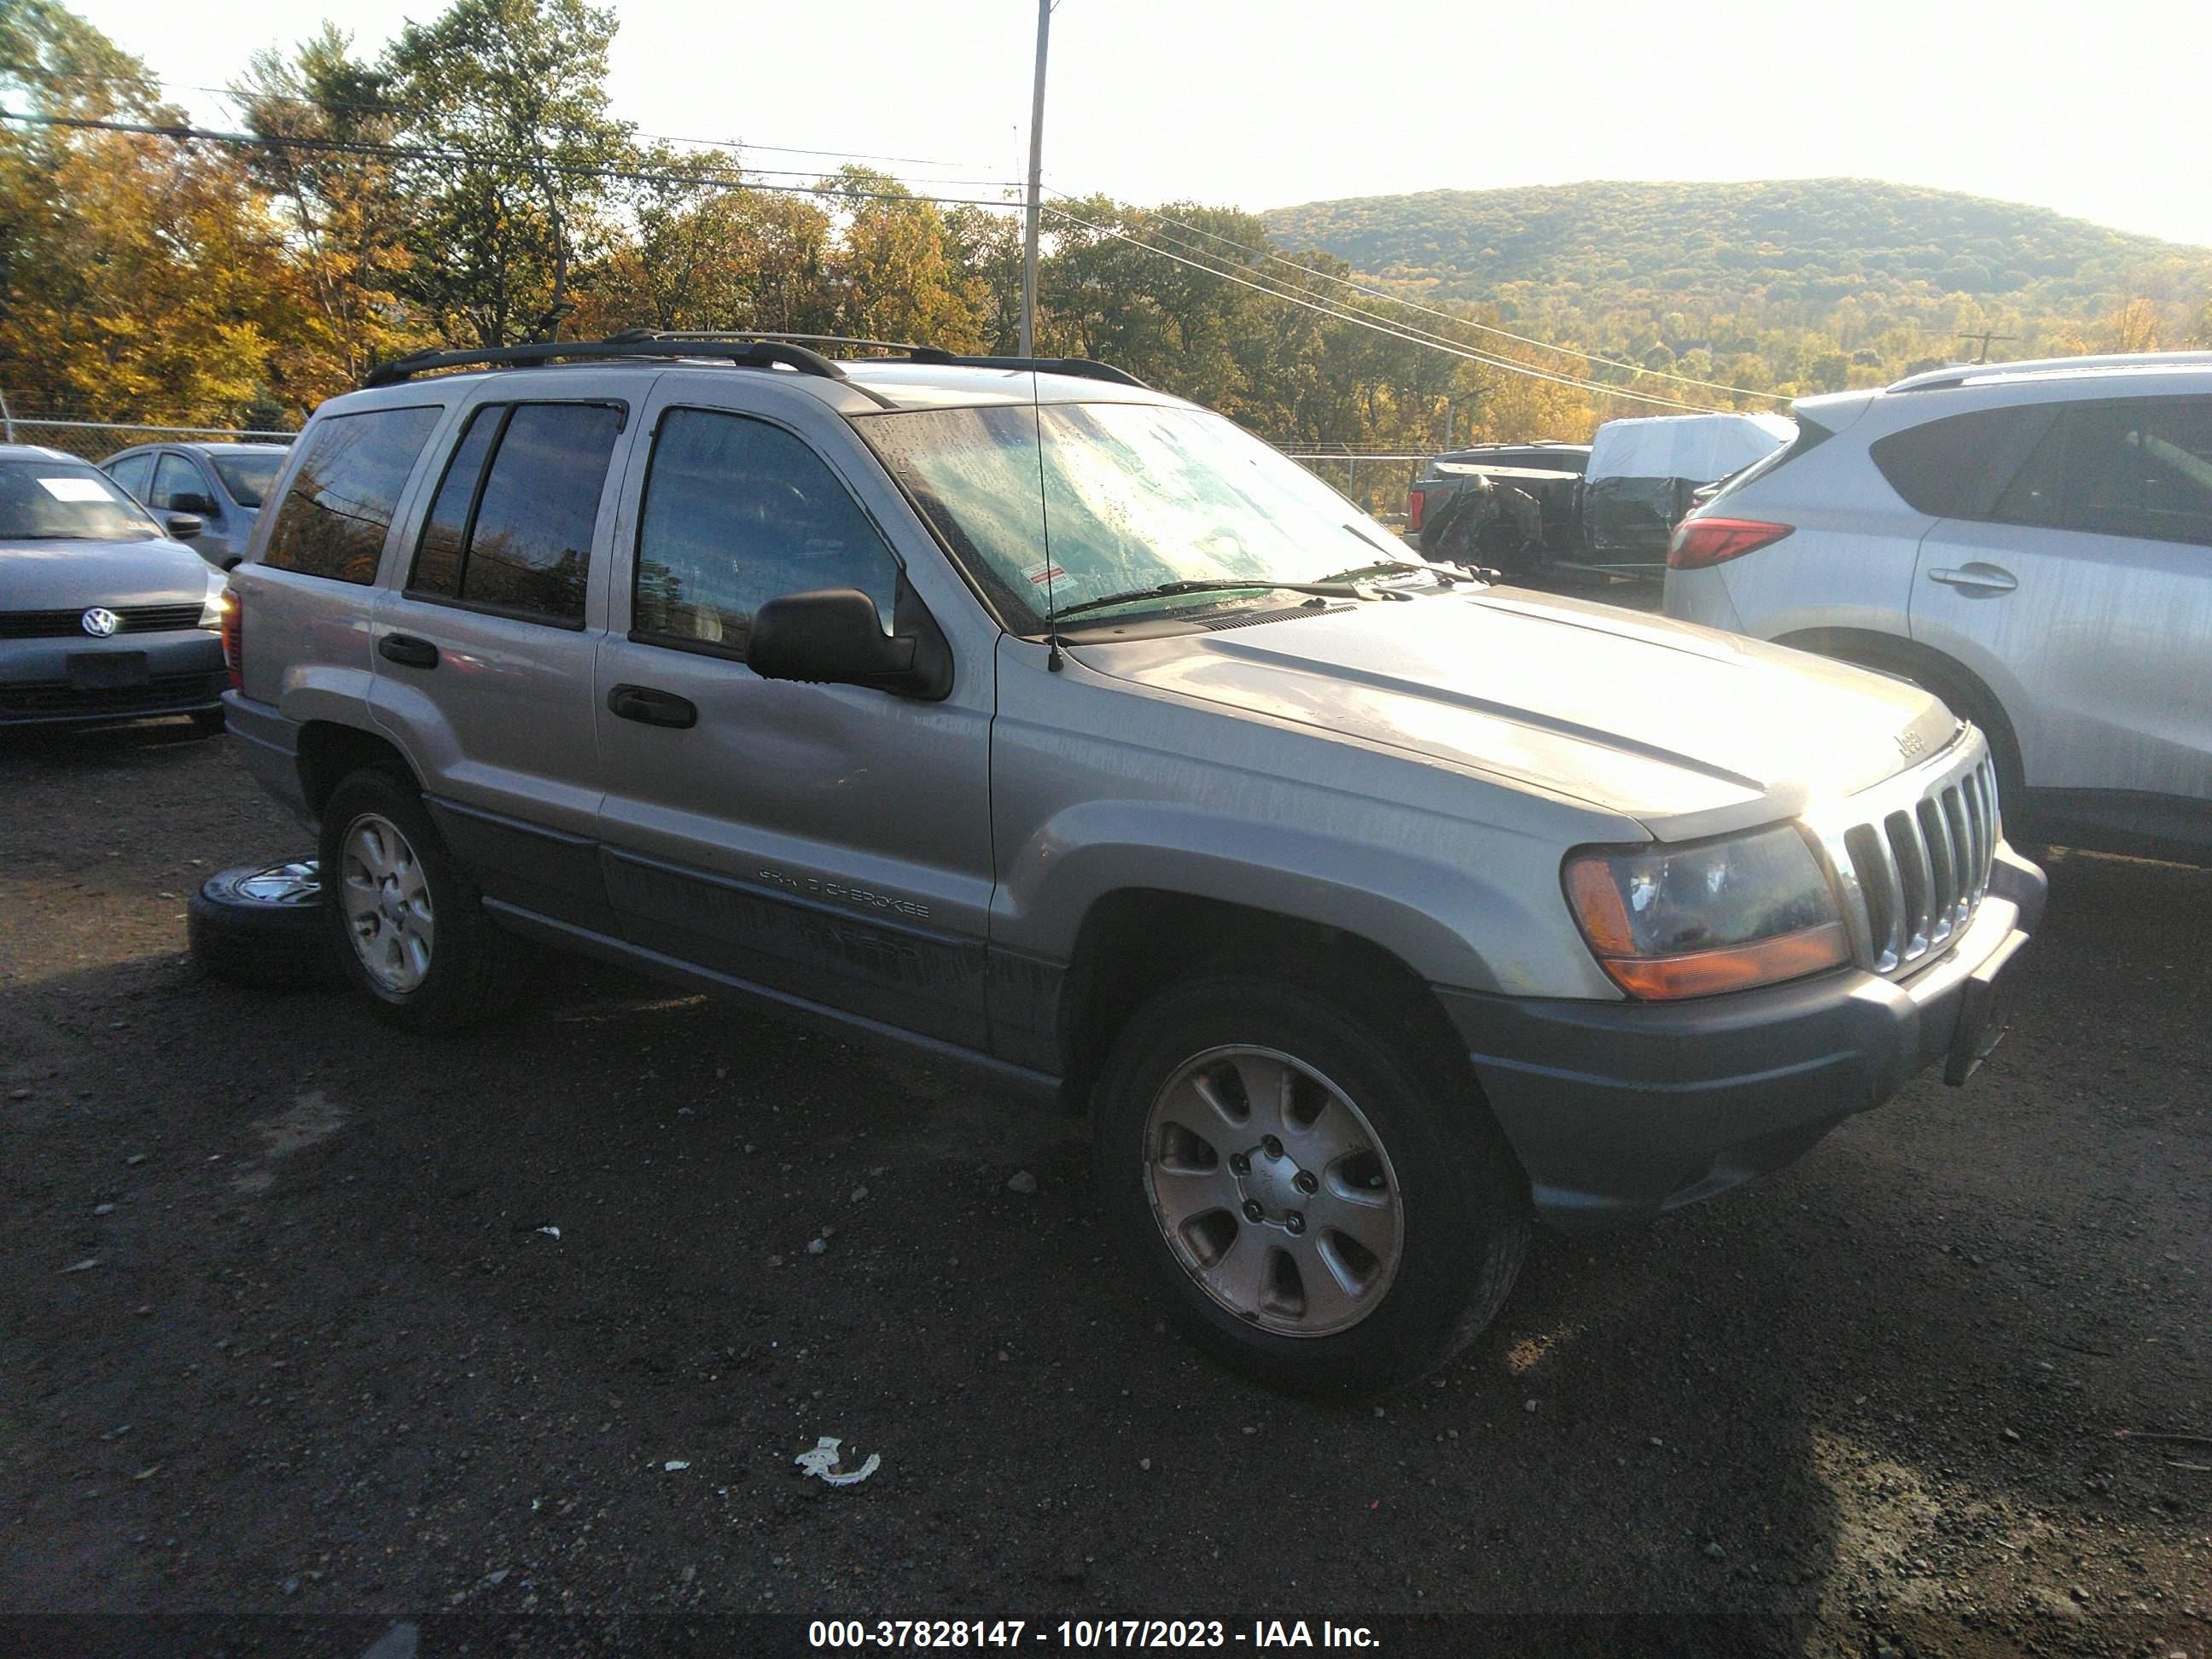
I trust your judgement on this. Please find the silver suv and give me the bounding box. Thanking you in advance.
[1664,352,2212,864]
[221,335,2046,1394]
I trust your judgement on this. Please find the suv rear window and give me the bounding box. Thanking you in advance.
[264,406,441,583]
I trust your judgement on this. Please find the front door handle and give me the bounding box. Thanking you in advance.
[378,633,439,668]
[1928,563,2017,595]
[606,684,698,729]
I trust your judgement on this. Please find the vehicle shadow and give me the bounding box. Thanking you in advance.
[0,851,2201,1653]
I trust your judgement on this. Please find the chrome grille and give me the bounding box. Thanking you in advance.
[1811,735,2001,977]
[0,602,208,638]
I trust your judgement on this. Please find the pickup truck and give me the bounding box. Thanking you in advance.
[219,334,2045,1395]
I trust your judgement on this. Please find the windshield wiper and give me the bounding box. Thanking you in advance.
[1052,578,1369,621]
[1314,556,1480,587]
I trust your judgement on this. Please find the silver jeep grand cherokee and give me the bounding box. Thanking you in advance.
[220,335,2045,1394]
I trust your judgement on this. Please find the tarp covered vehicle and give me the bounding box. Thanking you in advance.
[1579,412,1797,573]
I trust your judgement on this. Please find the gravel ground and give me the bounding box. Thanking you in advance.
[1,721,2205,1657]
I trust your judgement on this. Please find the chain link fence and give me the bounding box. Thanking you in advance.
[2,416,297,464]
[1279,450,1429,529]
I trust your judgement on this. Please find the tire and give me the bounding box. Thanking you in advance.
[1092,973,1528,1397]
[317,769,525,1031]
[188,858,343,991]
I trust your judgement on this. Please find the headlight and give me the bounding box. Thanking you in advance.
[1563,824,1849,999]
[198,576,230,631]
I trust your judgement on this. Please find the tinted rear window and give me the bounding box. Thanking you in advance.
[1869,405,2056,518]
[264,407,441,583]
[404,402,620,626]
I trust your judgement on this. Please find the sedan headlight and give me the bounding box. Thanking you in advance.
[1563,824,1849,999]
[198,573,230,631]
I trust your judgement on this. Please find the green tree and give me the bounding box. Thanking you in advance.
[233,24,425,402]
[383,0,632,346]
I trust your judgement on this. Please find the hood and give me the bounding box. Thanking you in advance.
[1080,585,1955,838]
[0,535,221,611]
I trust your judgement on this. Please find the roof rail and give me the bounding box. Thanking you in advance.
[899,349,1148,388]
[1888,350,2212,393]
[361,336,851,389]
[605,329,931,355]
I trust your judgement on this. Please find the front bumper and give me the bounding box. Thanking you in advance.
[0,632,224,727]
[1441,844,2047,1231]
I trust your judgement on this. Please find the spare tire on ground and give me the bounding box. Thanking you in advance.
[188,858,343,990]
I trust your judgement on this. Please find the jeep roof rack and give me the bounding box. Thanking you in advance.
[361,332,1150,395]
[604,329,929,354]
[898,348,1147,387]
[611,332,1148,387]
[361,336,852,389]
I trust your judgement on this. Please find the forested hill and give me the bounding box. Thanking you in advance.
[1264,179,2212,388]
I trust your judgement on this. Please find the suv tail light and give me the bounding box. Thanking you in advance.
[220,594,242,691]
[1668,517,1794,570]
[1406,489,1426,533]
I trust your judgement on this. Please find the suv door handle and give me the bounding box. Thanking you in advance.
[606,684,698,729]
[1928,564,2017,595]
[378,633,439,668]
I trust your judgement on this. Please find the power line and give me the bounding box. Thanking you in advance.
[1057,189,1787,405]
[1042,203,1720,411]
[4,64,999,175]
[0,109,1025,209]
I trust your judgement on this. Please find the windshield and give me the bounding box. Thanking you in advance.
[209,451,285,509]
[0,459,163,542]
[860,401,1417,631]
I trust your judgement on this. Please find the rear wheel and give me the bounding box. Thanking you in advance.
[1093,974,1528,1396]
[318,770,524,1030]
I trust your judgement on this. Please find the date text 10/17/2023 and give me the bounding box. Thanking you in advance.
[808,1621,1381,1650]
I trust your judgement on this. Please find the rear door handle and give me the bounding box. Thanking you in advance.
[606,684,697,729]
[378,633,439,668]
[1928,564,2017,595]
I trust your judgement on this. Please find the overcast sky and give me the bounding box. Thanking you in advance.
[69,0,2212,247]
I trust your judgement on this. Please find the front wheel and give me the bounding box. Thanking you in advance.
[1092,975,1528,1396]
[318,769,524,1031]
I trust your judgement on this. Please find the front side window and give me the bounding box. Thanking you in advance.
[405,402,622,626]
[2058,398,2212,547]
[860,400,1409,632]
[632,409,901,655]
[0,458,161,542]
[104,452,154,501]
[265,406,442,583]
[150,452,211,514]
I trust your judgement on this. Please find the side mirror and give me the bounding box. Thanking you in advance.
[171,491,218,517]
[748,585,951,700]
[166,513,205,540]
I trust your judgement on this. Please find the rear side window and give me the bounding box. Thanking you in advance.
[406,402,624,626]
[1869,405,2055,518]
[632,409,900,655]
[265,406,441,583]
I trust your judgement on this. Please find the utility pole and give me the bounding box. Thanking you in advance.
[1958,329,2017,364]
[1019,0,1051,358]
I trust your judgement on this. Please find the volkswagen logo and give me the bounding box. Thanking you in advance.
[79,608,121,638]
